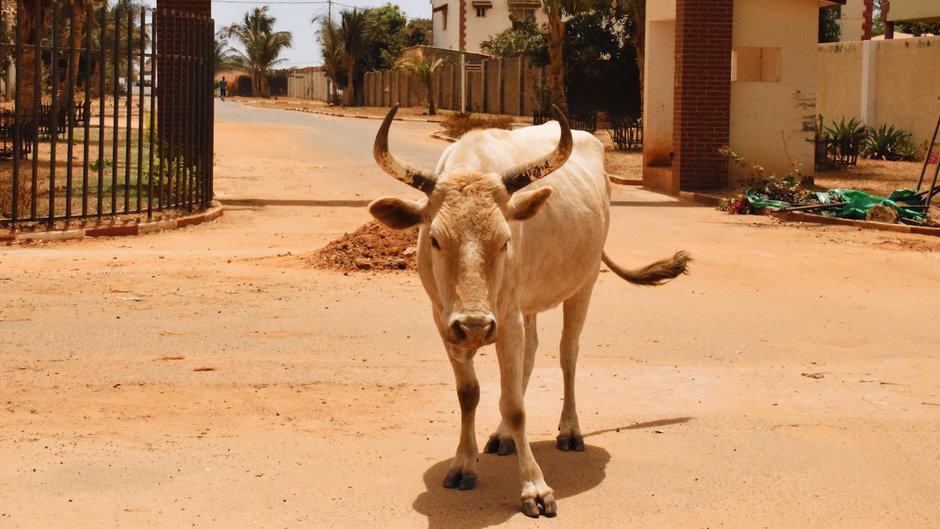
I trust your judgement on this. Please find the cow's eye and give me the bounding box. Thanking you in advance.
[430,237,441,250]
[501,240,509,252]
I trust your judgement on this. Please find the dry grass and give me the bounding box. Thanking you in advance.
[441,112,515,138]
[814,159,931,197]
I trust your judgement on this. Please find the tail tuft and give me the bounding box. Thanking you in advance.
[602,250,691,286]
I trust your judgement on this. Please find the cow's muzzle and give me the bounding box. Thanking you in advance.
[447,313,497,348]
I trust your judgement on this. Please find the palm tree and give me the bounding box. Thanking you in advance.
[397,51,444,115]
[224,6,292,98]
[337,8,371,106]
[214,30,240,74]
[315,17,344,105]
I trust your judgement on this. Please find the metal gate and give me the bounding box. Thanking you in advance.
[0,2,213,228]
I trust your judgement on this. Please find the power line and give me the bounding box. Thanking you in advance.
[212,0,365,7]
[212,0,429,21]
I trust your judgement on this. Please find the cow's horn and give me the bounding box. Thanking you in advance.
[373,104,437,194]
[501,105,573,194]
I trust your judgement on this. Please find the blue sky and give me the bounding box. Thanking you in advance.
[212,0,434,67]
[148,0,434,68]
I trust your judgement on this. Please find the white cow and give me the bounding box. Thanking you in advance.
[369,105,689,517]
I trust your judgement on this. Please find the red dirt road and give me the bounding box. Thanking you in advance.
[1,101,939,528]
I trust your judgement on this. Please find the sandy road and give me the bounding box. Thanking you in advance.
[1,100,939,528]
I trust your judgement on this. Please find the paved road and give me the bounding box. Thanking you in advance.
[214,101,445,205]
[1,100,938,529]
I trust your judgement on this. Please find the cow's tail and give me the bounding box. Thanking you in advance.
[601,250,691,286]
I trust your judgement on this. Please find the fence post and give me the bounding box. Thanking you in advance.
[498,59,504,115]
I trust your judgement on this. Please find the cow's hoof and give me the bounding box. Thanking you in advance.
[522,493,557,518]
[443,469,477,491]
[556,433,585,452]
[484,435,516,455]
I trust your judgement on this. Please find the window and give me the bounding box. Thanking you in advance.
[731,47,781,82]
[472,1,491,18]
[508,0,539,21]
[433,4,448,30]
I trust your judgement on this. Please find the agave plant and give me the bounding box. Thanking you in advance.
[823,116,866,166]
[862,124,917,161]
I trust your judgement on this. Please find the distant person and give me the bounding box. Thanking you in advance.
[219,77,226,101]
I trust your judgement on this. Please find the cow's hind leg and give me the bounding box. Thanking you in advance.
[484,314,538,456]
[443,348,480,490]
[556,280,596,452]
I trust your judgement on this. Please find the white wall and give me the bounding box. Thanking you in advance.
[728,0,818,184]
[818,36,940,154]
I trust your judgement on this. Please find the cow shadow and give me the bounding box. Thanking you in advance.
[412,441,609,529]
[411,418,691,528]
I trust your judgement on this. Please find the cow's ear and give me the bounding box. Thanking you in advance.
[509,187,553,221]
[369,197,424,229]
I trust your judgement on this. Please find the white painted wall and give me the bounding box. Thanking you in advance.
[727,0,819,185]
[818,36,940,154]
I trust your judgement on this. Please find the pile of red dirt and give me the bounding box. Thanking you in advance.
[308,220,419,272]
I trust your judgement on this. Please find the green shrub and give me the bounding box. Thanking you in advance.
[862,124,917,161]
[441,112,514,138]
[718,146,810,214]
[822,116,866,166]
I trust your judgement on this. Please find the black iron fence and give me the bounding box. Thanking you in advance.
[0,3,213,228]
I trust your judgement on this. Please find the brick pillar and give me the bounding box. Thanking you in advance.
[155,0,214,203]
[673,0,733,191]
[157,0,210,16]
[862,0,874,40]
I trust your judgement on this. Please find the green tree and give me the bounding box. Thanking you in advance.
[403,17,432,47]
[224,6,293,98]
[895,21,940,36]
[362,4,407,72]
[564,6,640,118]
[819,6,841,43]
[541,0,609,114]
[315,17,345,104]
[337,8,371,106]
[624,0,645,88]
[480,14,547,63]
[397,51,444,115]
[214,30,240,74]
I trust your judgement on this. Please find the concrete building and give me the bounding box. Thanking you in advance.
[835,0,868,41]
[643,0,845,194]
[818,0,940,155]
[431,0,545,53]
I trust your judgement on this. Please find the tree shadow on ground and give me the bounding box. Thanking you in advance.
[412,417,691,528]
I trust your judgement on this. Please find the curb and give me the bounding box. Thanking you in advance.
[768,209,940,236]
[678,191,724,207]
[271,104,446,124]
[1,201,224,243]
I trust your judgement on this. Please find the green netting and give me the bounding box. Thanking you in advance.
[744,189,926,220]
[824,190,925,220]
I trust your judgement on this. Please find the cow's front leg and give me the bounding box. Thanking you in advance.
[497,312,555,517]
[556,282,594,452]
[442,345,480,490]
[484,314,538,456]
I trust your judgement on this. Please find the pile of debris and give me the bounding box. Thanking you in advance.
[308,220,419,272]
[729,187,940,227]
